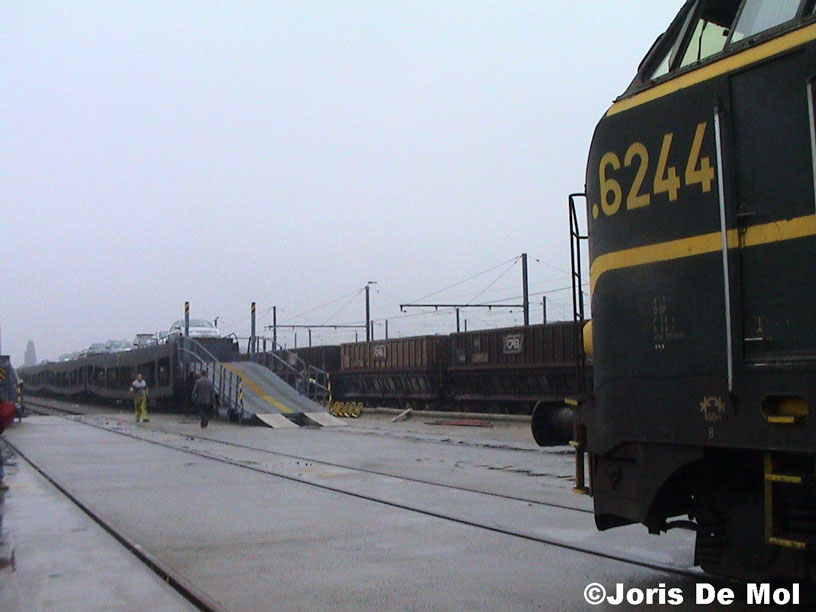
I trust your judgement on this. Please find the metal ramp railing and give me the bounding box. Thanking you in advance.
[176,337,247,421]
[177,337,344,429]
[247,336,330,403]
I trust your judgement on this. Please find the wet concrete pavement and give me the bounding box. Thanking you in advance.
[0,406,745,610]
[0,440,196,611]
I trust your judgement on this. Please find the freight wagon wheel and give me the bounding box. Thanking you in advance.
[531,400,574,446]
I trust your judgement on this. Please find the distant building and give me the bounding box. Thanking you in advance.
[24,340,37,368]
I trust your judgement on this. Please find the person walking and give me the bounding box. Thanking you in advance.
[0,451,8,492]
[0,399,13,491]
[191,370,215,428]
[183,370,198,414]
[130,373,149,423]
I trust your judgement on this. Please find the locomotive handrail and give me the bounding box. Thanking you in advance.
[568,193,589,393]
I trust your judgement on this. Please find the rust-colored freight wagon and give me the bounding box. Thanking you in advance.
[244,322,588,442]
[333,336,449,408]
[447,321,586,442]
[450,321,578,368]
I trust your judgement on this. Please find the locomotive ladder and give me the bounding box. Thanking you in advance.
[764,452,812,551]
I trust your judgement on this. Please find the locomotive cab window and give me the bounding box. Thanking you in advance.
[729,0,801,44]
[643,0,741,81]
[648,6,696,81]
[644,0,808,84]
[678,0,741,69]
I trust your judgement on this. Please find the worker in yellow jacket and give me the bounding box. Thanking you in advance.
[130,373,149,423]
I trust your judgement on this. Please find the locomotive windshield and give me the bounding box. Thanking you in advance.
[638,0,810,86]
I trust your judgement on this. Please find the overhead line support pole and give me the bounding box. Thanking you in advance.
[365,284,371,342]
[250,302,256,356]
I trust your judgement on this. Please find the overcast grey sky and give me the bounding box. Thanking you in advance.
[2,1,682,363]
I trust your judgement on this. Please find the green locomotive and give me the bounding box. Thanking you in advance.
[575,0,816,581]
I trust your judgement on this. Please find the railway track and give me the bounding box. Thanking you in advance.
[20,398,713,583]
[3,430,219,611]
[27,397,590,515]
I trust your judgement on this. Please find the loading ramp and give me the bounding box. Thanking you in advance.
[178,337,344,428]
[219,362,346,428]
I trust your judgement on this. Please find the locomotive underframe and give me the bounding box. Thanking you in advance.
[587,438,816,581]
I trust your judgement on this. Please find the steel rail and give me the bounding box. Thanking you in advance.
[21,399,726,581]
[26,398,588,513]
[1,436,224,612]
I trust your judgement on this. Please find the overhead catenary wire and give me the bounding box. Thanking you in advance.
[217,289,362,338]
[368,281,589,324]
[222,253,585,342]
[319,289,365,326]
[278,288,362,323]
[526,253,572,277]
[434,277,571,301]
[406,256,520,304]
[466,257,519,304]
[209,280,589,341]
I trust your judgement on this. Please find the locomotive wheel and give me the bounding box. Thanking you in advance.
[694,487,782,581]
[721,496,777,577]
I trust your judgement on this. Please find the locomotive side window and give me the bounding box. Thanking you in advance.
[729,0,801,44]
